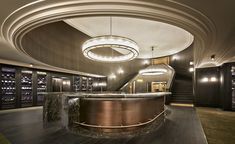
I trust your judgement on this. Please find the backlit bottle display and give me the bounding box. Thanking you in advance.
[74,76,81,92]
[21,70,33,107]
[232,67,235,110]
[37,72,47,105]
[1,67,16,109]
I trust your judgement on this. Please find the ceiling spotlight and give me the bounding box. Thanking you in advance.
[29,64,33,67]
[211,55,215,61]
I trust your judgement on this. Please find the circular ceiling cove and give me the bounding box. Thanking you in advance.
[65,17,194,58]
[1,0,216,68]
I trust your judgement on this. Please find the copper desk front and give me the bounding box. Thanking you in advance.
[78,94,166,132]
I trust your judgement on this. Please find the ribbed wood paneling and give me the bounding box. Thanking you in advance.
[21,21,148,91]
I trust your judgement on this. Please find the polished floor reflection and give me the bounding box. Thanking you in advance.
[0,106,207,144]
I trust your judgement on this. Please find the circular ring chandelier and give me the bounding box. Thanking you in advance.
[82,35,139,62]
[139,68,167,76]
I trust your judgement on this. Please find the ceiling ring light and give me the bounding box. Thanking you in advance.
[82,17,139,62]
[139,68,167,76]
[82,35,139,62]
[139,47,167,76]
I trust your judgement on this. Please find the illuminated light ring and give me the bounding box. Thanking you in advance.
[139,68,167,76]
[82,36,139,62]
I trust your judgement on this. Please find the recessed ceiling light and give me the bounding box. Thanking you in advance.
[211,55,215,61]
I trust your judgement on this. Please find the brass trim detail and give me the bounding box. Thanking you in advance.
[74,107,166,129]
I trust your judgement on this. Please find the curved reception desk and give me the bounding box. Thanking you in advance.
[43,92,171,137]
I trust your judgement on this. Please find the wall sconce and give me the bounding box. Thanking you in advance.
[201,77,209,82]
[189,67,194,72]
[143,60,150,65]
[117,68,124,74]
[109,73,116,79]
[201,76,218,82]
[172,55,179,60]
[210,77,217,82]
[189,61,194,65]
[211,55,215,61]
[62,80,70,85]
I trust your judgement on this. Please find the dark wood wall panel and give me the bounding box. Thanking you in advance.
[195,67,220,107]
[220,63,233,110]
[169,44,193,78]
[21,21,148,91]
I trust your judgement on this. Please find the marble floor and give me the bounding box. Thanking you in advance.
[0,106,207,144]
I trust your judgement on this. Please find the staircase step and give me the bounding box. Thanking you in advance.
[172,93,193,95]
[171,99,193,103]
[171,76,193,104]
[171,95,193,97]
[171,96,193,99]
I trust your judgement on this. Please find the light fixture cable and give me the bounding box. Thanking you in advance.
[82,16,139,62]
[138,46,167,75]
[151,46,154,65]
[110,16,114,58]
